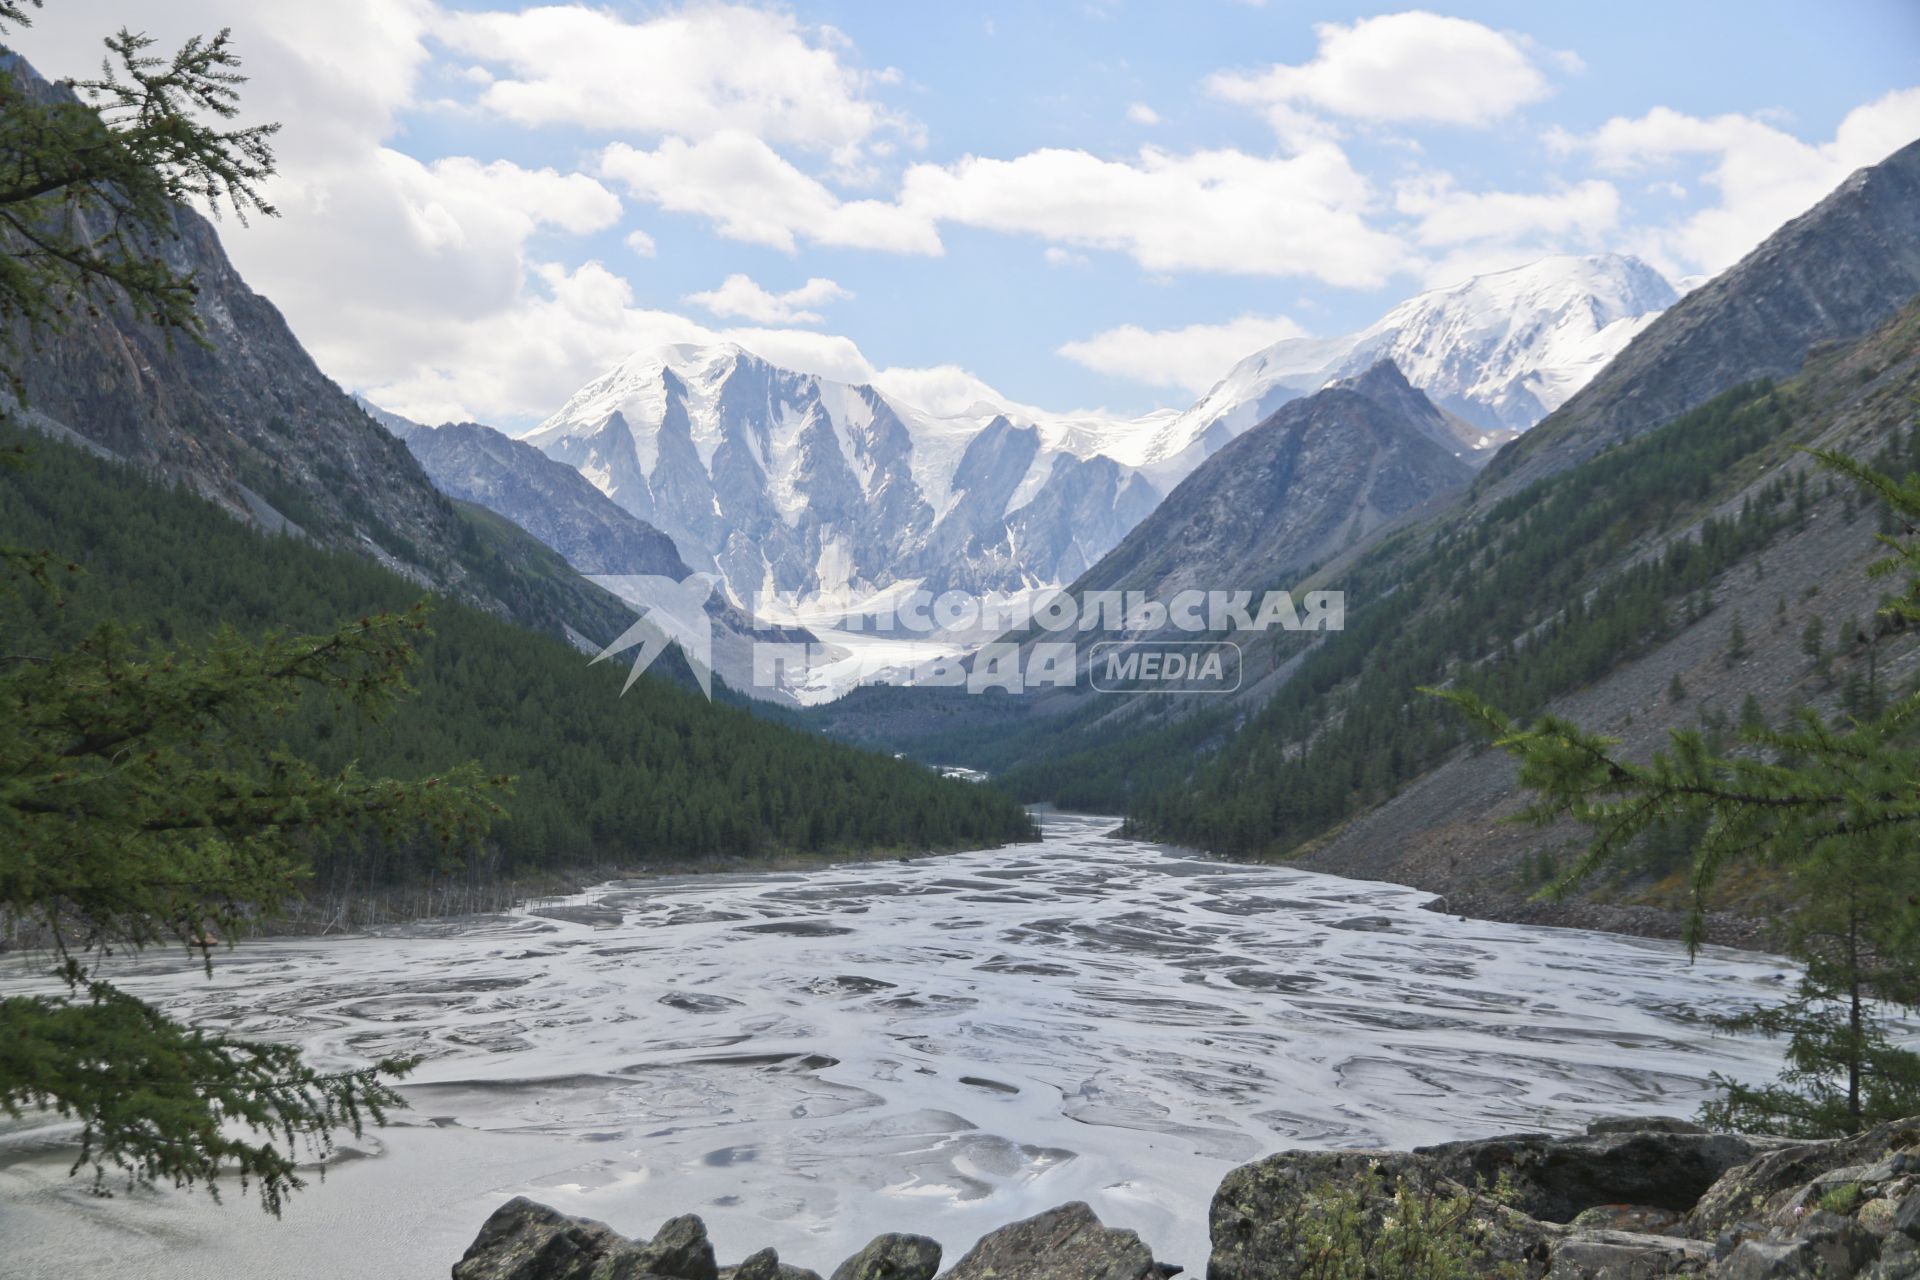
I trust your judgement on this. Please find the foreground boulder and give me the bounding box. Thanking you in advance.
[942,1202,1163,1280]
[1208,1148,1556,1280]
[1211,1115,1920,1279]
[829,1233,941,1280]
[453,1116,1920,1279]
[453,1199,1164,1280]
[1417,1121,1792,1222]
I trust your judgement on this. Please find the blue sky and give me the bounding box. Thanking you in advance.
[11,2,1920,427]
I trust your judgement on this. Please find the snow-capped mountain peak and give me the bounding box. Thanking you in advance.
[1129,253,1677,486]
[522,344,1159,615]
[521,254,1676,620]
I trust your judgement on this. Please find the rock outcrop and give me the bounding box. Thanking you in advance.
[453,1200,1158,1280]
[453,1117,1920,1279]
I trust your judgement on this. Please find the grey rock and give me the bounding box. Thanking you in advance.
[1690,1117,1920,1239]
[1207,1149,1556,1280]
[1586,1118,1708,1137]
[1719,1213,1879,1279]
[1417,1128,1782,1223]
[627,1214,718,1280]
[1548,1231,1708,1277]
[943,1201,1160,1280]
[1896,1192,1920,1238]
[451,1197,641,1280]
[723,1248,782,1280]
[450,1201,720,1280]
[827,1233,940,1280]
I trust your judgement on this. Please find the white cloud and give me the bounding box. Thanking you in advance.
[412,156,623,235]
[686,274,852,324]
[900,143,1407,286]
[1550,87,1920,276]
[605,133,1405,285]
[355,261,884,425]
[599,133,943,255]
[1126,102,1161,126]
[871,364,1010,417]
[433,3,915,165]
[1209,11,1553,134]
[1395,175,1619,246]
[1058,314,1311,394]
[625,229,658,257]
[1044,246,1090,268]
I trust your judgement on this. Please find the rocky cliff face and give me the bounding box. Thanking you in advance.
[1071,360,1474,602]
[0,60,628,643]
[524,344,1161,615]
[454,1117,1920,1278]
[1484,137,1920,497]
[381,412,688,579]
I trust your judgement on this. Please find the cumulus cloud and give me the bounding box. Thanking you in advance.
[1549,87,1920,276]
[432,2,915,166]
[1209,11,1553,136]
[625,229,658,257]
[603,133,1406,285]
[899,144,1407,286]
[599,133,943,255]
[686,274,852,324]
[1396,176,1620,248]
[870,364,1015,417]
[1126,102,1161,126]
[355,262,886,425]
[1058,314,1311,394]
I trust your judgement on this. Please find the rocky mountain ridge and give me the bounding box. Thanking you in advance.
[1484,137,1920,498]
[1115,253,1675,487]
[0,58,633,648]
[517,256,1677,624]
[1065,359,1474,605]
[522,344,1160,619]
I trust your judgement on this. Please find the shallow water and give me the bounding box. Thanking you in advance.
[0,813,1800,1276]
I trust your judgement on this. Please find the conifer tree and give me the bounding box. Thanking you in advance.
[0,4,499,1211]
[1437,447,1920,1136]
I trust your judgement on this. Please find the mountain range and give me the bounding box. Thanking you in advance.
[499,253,1678,627]
[824,134,1920,939]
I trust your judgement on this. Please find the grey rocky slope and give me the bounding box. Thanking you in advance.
[370,406,813,702]
[1484,136,1920,498]
[455,1116,1920,1278]
[523,344,1160,615]
[0,58,631,644]
[1066,360,1473,605]
[373,407,688,578]
[1288,298,1920,942]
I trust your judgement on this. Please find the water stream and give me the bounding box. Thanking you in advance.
[0,813,1797,1277]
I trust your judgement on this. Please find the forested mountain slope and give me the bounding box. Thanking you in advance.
[0,59,643,648]
[1067,362,1473,603]
[1125,301,1920,932]
[0,422,1037,892]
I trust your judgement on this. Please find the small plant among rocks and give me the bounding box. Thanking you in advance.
[1283,1169,1525,1280]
